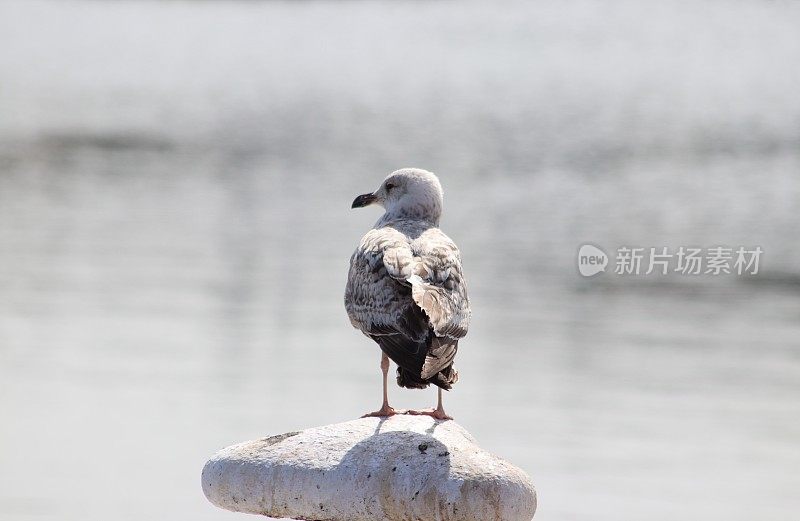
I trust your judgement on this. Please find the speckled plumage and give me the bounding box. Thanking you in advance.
[345,169,470,390]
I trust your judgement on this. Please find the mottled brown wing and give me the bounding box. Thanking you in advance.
[345,226,470,387]
[406,228,471,339]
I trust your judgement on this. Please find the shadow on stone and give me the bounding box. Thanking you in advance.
[334,426,452,516]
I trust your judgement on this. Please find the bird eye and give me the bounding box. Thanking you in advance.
[385,183,395,190]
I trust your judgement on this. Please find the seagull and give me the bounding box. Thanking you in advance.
[345,168,471,420]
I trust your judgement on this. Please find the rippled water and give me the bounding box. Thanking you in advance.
[1,1,799,520]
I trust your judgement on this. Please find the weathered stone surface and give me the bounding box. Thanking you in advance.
[202,415,536,521]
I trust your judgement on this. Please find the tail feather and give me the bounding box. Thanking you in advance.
[397,364,458,390]
[420,336,458,379]
[372,333,460,390]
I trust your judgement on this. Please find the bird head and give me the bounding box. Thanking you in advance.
[351,168,444,225]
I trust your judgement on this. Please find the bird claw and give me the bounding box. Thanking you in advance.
[404,408,453,421]
[361,405,403,418]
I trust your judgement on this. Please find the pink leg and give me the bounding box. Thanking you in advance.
[362,353,404,417]
[405,387,452,420]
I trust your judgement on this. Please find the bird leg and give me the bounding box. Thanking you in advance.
[406,387,453,420]
[362,353,401,417]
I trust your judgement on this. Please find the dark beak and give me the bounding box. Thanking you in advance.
[351,193,377,209]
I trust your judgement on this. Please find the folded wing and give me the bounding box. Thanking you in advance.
[345,226,470,389]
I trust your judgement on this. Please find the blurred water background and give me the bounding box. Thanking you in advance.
[1,0,799,520]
